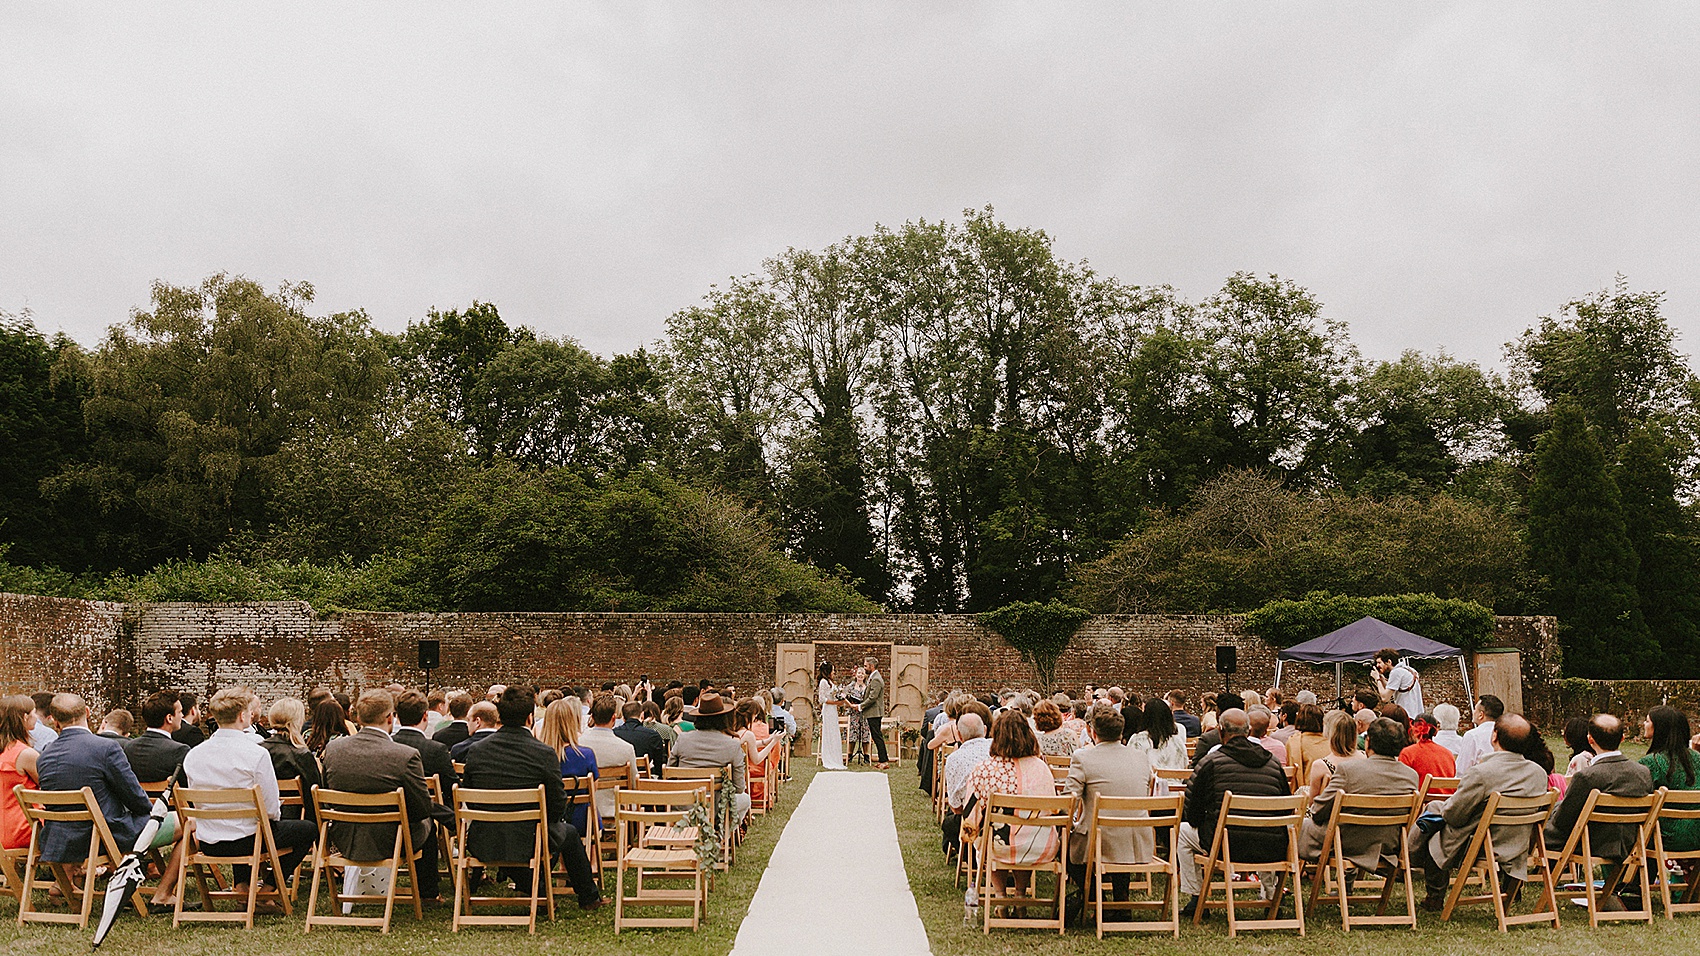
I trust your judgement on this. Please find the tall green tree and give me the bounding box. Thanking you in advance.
[0,312,97,568]
[1613,424,1700,677]
[1526,404,1652,677]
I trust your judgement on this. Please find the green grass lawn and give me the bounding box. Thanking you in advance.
[0,760,820,956]
[890,762,1700,956]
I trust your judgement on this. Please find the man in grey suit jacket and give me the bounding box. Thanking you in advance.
[859,657,888,768]
[1063,705,1153,921]
[1412,714,1549,909]
[321,690,442,900]
[1298,717,1419,870]
[1544,714,1653,861]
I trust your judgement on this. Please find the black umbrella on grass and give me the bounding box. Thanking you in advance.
[92,774,176,949]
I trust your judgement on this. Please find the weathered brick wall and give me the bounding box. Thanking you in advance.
[0,591,1563,723]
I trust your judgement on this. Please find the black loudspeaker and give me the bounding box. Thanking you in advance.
[1215,644,1237,676]
[418,639,440,671]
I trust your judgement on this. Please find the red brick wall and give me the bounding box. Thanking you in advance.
[0,592,1563,722]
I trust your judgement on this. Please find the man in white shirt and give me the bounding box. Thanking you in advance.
[1432,703,1465,757]
[767,688,798,736]
[580,694,638,819]
[182,687,317,896]
[1451,694,1504,775]
[1372,648,1424,715]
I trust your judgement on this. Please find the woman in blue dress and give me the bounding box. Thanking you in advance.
[539,696,599,833]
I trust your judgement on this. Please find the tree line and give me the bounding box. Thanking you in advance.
[2,207,1697,677]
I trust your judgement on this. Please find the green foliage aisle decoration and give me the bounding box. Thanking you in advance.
[977,600,1092,693]
[1245,591,1495,652]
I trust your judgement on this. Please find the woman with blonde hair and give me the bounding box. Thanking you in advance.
[1302,709,1359,798]
[539,697,599,833]
[1285,703,1330,782]
[261,697,321,820]
[0,695,41,850]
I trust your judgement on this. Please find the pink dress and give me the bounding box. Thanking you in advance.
[967,755,1060,865]
[0,740,34,850]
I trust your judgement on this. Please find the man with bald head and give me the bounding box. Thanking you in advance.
[1544,713,1652,863]
[1178,708,1290,918]
[1412,713,1550,910]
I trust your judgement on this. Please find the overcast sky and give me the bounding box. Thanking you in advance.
[3,3,1697,369]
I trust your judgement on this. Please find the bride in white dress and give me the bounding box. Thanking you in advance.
[818,660,846,770]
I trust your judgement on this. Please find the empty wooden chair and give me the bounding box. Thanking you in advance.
[172,786,294,927]
[613,788,705,932]
[595,764,634,866]
[1154,767,1191,794]
[1438,790,1561,931]
[560,773,599,883]
[1548,790,1662,927]
[14,786,148,929]
[1192,792,1308,937]
[1304,791,1423,931]
[450,784,554,933]
[1652,788,1700,917]
[977,793,1073,934]
[1087,793,1184,937]
[304,786,423,933]
[662,766,735,868]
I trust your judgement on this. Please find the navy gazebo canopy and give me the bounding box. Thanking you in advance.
[1272,616,1473,704]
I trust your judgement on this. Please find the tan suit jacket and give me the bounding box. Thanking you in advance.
[1425,749,1549,879]
[1064,740,1153,866]
[1297,754,1418,869]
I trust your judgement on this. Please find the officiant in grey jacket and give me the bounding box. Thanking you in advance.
[859,657,889,768]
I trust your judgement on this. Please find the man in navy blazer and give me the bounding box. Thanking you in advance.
[34,694,170,863]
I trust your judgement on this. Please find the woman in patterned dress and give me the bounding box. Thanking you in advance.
[961,710,1059,898]
[845,666,872,765]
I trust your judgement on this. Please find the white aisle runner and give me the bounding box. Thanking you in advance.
[730,771,932,956]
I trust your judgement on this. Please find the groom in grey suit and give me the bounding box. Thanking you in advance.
[860,657,889,769]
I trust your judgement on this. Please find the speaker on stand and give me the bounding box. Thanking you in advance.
[1215,643,1237,697]
[418,639,441,694]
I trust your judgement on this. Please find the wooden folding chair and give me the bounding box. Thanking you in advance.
[977,793,1073,934]
[1154,767,1191,793]
[635,755,650,779]
[1305,791,1422,930]
[1438,789,1560,931]
[596,763,634,866]
[933,743,956,825]
[1653,788,1700,917]
[662,766,734,868]
[557,773,599,884]
[173,786,293,927]
[1088,793,1183,937]
[613,788,705,932]
[1419,775,1461,800]
[1548,790,1661,927]
[1193,792,1308,937]
[304,786,423,933]
[0,844,25,903]
[450,785,554,933]
[1185,739,1198,762]
[14,786,149,928]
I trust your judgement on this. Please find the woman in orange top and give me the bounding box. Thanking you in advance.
[732,698,783,806]
[0,695,42,850]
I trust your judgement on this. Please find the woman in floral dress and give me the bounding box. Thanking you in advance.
[845,666,872,764]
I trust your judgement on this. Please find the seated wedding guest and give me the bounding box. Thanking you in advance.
[173,693,206,747]
[322,690,444,903]
[459,687,605,904]
[183,688,316,905]
[1298,717,1417,867]
[768,688,799,737]
[1400,712,1455,793]
[1131,697,1188,772]
[449,701,501,762]
[259,698,320,821]
[98,709,133,740]
[1270,702,1299,745]
[1,695,42,852]
[1452,694,1504,774]
[538,697,598,834]
[1412,714,1549,910]
[121,690,191,784]
[1034,700,1077,756]
[663,695,689,733]
[424,690,449,735]
[1432,703,1465,756]
[1248,707,1286,761]
[1119,694,1144,742]
[1179,709,1289,918]
[431,691,475,749]
[929,696,968,753]
[392,690,457,805]
[1061,696,1089,743]
[732,698,784,807]
[1544,713,1652,867]
[1379,703,1412,741]
[1563,717,1595,775]
[669,692,753,824]
[1353,709,1377,748]
[306,698,349,756]
[1642,706,1700,855]
[643,701,678,749]
[941,711,991,853]
[1199,694,1221,735]
[1286,703,1329,781]
[962,710,1059,899]
[1167,692,1201,738]
[615,701,668,772]
[1294,690,1318,707]
[582,695,639,819]
[1063,705,1153,921]
[1304,710,1360,798]
[29,693,57,751]
[1354,689,1382,714]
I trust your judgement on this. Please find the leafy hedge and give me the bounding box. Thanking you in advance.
[977,600,1093,692]
[1243,591,1495,652]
